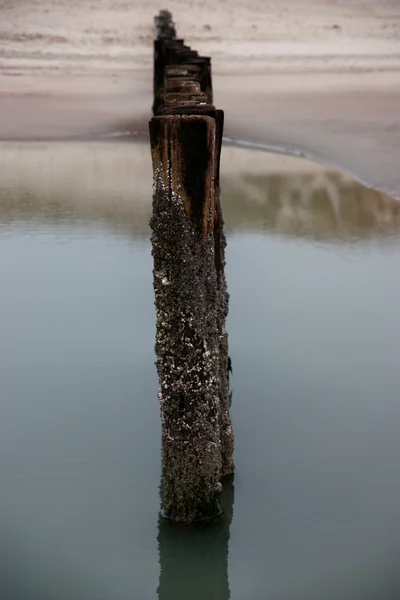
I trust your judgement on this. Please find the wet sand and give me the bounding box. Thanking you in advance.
[1,140,399,241]
[1,0,400,197]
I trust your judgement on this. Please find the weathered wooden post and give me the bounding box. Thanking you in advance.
[149,11,234,522]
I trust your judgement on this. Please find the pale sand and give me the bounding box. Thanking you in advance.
[0,0,400,197]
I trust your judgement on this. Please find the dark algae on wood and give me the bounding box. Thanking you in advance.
[149,10,234,522]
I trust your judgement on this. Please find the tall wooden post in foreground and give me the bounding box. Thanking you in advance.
[149,11,234,522]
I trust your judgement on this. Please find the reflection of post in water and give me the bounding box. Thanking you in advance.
[157,474,235,600]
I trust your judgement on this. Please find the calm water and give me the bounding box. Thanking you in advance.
[1,142,400,600]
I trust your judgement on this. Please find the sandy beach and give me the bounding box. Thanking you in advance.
[1,0,400,197]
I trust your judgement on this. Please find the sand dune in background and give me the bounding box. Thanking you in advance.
[1,0,399,74]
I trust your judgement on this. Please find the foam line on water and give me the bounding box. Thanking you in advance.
[73,128,399,202]
[222,136,399,201]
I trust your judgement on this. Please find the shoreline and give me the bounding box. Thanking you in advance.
[1,139,399,244]
[0,128,396,201]
[222,137,400,201]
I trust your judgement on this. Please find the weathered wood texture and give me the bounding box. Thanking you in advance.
[149,10,234,522]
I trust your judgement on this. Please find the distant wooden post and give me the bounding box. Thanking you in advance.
[149,11,234,522]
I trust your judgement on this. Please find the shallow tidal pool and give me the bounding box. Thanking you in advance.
[1,141,400,599]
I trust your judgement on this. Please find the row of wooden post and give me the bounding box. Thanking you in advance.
[149,10,234,522]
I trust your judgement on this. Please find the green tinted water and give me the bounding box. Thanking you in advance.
[0,142,399,600]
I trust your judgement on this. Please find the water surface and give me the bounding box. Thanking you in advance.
[1,142,400,599]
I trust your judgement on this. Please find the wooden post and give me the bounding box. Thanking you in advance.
[213,109,234,478]
[149,11,234,522]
